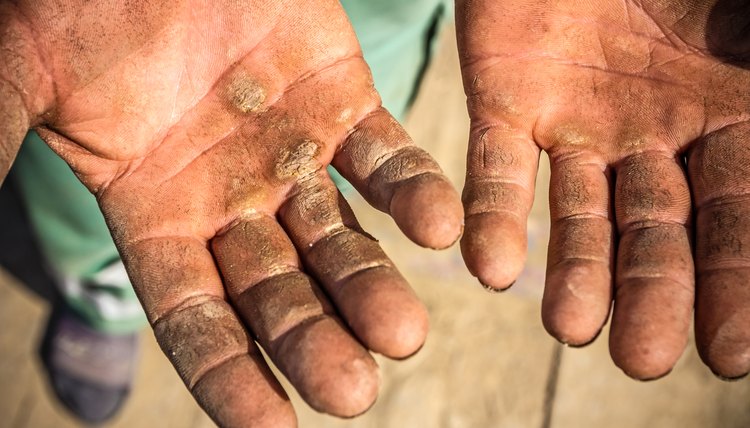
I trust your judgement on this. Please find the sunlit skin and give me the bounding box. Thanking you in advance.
[3,0,750,425]
[457,0,750,380]
[0,0,464,426]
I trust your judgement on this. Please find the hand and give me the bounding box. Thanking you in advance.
[0,0,463,425]
[456,0,750,379]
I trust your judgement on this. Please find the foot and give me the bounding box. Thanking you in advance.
[40,303,139,424]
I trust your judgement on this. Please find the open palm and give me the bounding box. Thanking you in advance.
[1,0,463,426]
[457,0,750,379]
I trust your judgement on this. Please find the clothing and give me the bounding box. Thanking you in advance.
[13,136,145,333]
[11,0,450,333]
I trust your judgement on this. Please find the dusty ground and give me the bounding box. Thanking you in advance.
[2,26,750,428]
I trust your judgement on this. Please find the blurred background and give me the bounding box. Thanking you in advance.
[2,25,750,428]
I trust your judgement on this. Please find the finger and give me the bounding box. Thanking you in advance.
[211,214,379,417]
[279,173,429,359]
[121,237,295,428]
[690,122,750,379]
[610,153,694,380]
[543,153,613,345]
[332,107,463,249]
[460,125,540,290]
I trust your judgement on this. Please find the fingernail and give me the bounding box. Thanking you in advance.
[479,280,515,293]
[711,369,749,382]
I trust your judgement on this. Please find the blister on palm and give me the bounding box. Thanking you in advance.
[2,0,463,425]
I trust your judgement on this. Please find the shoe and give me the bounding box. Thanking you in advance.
[40,302,139,424]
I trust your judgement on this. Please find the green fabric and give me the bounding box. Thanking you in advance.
[13,135,121,281]
[332,0,450,189]
[342,0,450,121]
[64,291,148,334]
[11,0,448,333]
[13,133,147,333]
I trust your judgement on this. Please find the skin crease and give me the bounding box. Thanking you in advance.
[456,0,750,380]
[1,0,748,425]
[0,0,464,426]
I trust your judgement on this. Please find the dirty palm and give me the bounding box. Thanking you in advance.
[0,0,463,426]
[1,0,750,426]
[457,0,750,381]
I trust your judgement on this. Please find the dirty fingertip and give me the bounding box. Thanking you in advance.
[460,212,525,290]
[541,262,611,347]
[390,173,464,249]
[338,267,430,359]
[276,317,380,418]
[192,355,297,428]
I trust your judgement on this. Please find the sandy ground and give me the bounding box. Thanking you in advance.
[2,26,750,428]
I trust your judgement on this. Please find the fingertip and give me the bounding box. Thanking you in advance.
[608,276,692,382]
[479,280,515,294]
[542,312,603,347]
[697,322,750,381]
[324,355,380,419]
[710,367,750,382]
[542,261,611,346]
[460,212,525,290]
[337,267,429,359]
[276,317,380,418]
[192,354,297,428]
[390,173,464,250]
[704,354,750,381]
[609,337,680,381]
[358,296,429,360]
[695,272,750,381]
[619,365,673,382]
